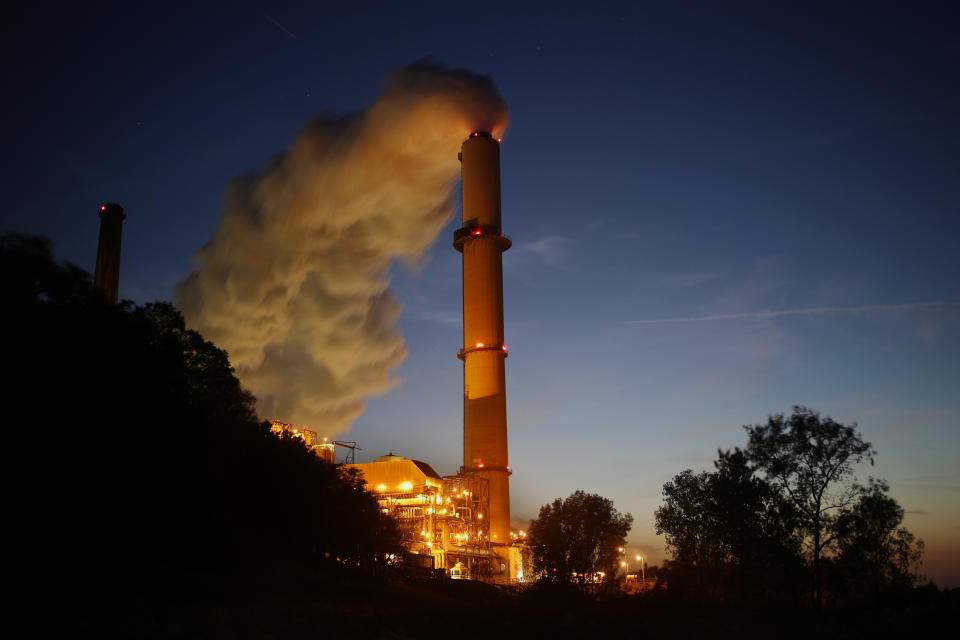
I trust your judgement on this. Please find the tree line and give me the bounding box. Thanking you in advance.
[524,407,925,608]
[655,407,923,606]
[3,233,402,604]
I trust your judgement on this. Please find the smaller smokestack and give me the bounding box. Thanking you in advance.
[94,203,125,304]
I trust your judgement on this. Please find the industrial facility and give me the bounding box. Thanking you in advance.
[345,454,523,581]
[268,131,526,582]
[269,420,337,464]
[91,131,523,581]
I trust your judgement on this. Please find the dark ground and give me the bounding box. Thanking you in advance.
[39,571,956,639]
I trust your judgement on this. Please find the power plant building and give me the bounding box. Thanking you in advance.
[345,455,523,581]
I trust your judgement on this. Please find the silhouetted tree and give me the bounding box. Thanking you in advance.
[655,449,803,600]
[655,408,924,606]
[527,490,632,587]
[655,469,720,592]
[745,406,875,607]
[2,233,401,601]
[830,478,924,600]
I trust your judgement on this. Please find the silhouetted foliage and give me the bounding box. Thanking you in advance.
[655,406,924,608]
[746,406,876,607]
[655,449,804,600]
[527,490,632,587]
[829,478,924,601]
[2,233,401,605]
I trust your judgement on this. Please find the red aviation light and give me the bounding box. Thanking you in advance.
[471,228,482,236]
[101,205,107,211]
[497,137,503,143]
[501,344,507,352]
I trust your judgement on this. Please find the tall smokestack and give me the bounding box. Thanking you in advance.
[455,131,511,544]
[94,203,125,304]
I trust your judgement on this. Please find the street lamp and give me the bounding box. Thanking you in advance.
[635,554,645,585]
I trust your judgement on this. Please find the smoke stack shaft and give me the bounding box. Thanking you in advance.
[94,203,125,304]
[455,132,511,544]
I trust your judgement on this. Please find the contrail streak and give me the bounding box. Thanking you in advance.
[626,301,955,324]
[263,12,298,39]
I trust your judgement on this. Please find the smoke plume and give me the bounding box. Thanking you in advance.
[176,60,508,434]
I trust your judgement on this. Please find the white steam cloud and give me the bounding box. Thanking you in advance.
[176,60,508,434]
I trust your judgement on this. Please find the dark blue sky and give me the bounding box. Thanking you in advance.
[5,2,958,583]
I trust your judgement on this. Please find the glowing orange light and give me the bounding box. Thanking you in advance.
[475,342,484,348]
[478,462,485,468]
